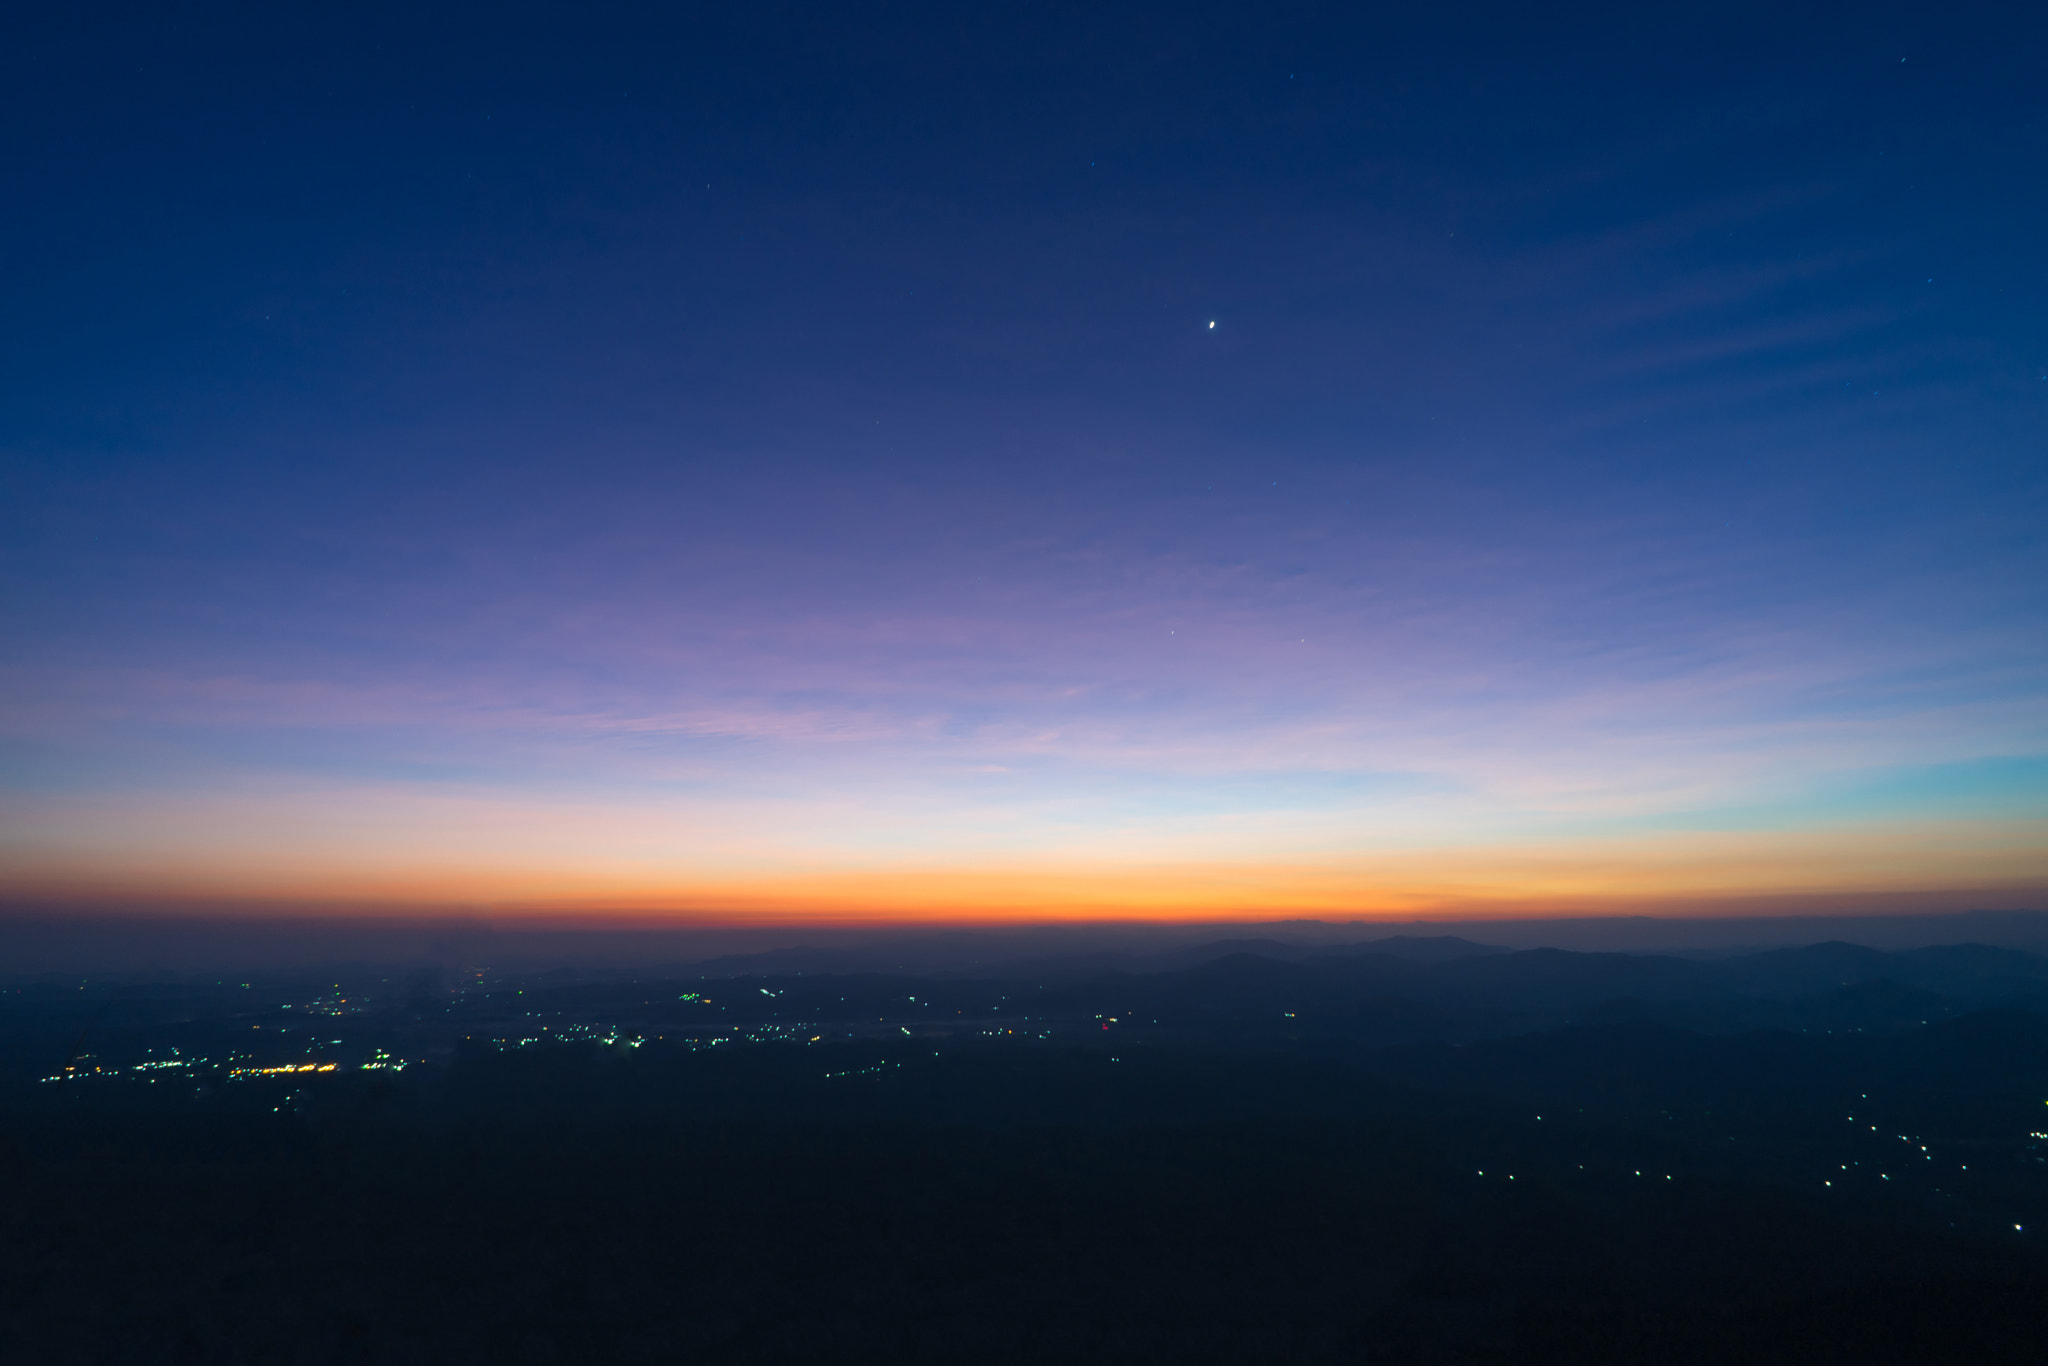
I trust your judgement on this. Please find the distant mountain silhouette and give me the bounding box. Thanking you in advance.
[1312,935,1508,962]
[1719,941,1897,994]
[1788,978,1952,1033]
[962,939,2048,1045]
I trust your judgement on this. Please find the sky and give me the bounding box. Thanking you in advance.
[2,1,2045,923]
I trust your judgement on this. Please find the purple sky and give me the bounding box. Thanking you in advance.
[3,2,2044,919]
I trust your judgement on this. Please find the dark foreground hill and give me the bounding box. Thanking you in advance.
[5,1107,2044,1366]
[5,940,2048,1364]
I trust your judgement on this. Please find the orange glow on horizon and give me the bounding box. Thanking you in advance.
[4,817,2041,926]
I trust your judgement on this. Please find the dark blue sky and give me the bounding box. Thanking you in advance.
[3,2,2044,919]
